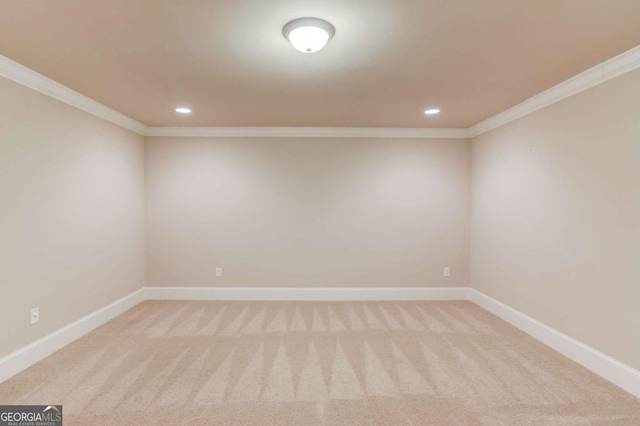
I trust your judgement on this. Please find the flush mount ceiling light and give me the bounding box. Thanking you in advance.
[175,107,191,114]
[424,108,440,115]
[283,17,335,53]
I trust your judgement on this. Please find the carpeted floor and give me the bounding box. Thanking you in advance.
[0,300,638,425]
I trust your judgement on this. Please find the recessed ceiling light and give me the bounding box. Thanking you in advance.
[424,108,440,115]
[283,17,335,53]
[175,107,191,114]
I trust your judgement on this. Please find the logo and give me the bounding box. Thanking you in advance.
[0,405,62,426]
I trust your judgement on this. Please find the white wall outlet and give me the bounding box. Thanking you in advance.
[215,267,222,277]
[443,267,451,277]
[30,307,39,325]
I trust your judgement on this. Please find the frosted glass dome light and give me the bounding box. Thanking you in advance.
[283,18,335,53]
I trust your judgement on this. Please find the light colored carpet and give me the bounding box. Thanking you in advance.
[0,300,638,425]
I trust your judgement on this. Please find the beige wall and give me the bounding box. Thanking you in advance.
[0,77,145,358]
[471,68,640,370]
[5,54,638,377]
[146,137,471,288]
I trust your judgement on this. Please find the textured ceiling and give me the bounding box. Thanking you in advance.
[1,0,640,128]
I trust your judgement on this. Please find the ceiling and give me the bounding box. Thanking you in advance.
[1,1,640,128]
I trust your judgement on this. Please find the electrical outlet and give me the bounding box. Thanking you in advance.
[443,267,450,277]
[30,307,39,325]
[216,267,222,277]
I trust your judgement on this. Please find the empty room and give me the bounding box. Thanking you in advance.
[0,1,639,424]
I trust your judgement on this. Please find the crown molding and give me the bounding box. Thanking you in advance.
[3,43,640,140]
[0,54,147,135]
[469,44,640,137]
[145,126,472,139]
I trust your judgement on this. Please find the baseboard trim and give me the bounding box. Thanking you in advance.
[2,286,638,399]
[144,286,471,301]
[0,288,146,383]
[468,289,640,398]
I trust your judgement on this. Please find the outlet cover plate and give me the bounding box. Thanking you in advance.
[30,307,39,325]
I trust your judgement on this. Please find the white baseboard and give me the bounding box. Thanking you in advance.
[468,289,640,398]
[0,288,146,383]
[144,286,471,301]
[3,285,638,400]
